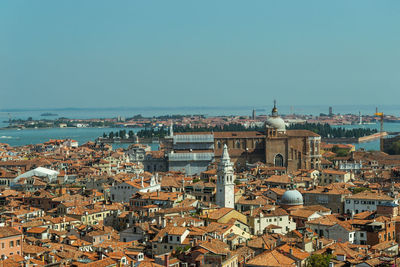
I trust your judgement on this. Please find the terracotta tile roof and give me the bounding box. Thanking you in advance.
[304,183,352,195]
[214,131,265,138]
[26,227,47,234]
[246,234,277,250]
[277,244,310,260]
[198,239,230,255]
[306,214,341,227]
[264,175,292,184]
[246,249,296,266]
[167,226,188,236]
[321,169,348,175]
[206,207,235,220]
[286,130,320,137]
[346,191,393,201]
[289,209,318,219]
[0,226,22,238]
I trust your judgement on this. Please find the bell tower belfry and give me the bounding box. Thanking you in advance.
[216,144,235,208]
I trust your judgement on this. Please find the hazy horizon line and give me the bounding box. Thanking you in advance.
[1,103,397,113]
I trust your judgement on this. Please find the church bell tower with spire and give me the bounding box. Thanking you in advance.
[216,144,235,208]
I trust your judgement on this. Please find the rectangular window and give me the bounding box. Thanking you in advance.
[9,241,14,247]
[17,240,20,246]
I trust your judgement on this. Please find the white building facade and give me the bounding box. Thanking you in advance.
[216,145,235,209]
[344,192,396,215]
[110,175,161,203]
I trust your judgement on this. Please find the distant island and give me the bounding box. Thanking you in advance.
[41,113,58,116]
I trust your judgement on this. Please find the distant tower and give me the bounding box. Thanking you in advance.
[169,123,174,137]
[252,109,256,120]
[329,107,333,116]
[359,111,362,125]
[272,100,278,117]
[216,144,235,208]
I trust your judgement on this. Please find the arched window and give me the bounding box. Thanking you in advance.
[235,140,241,149]
[274,154,284,167]
[217,141,222,149]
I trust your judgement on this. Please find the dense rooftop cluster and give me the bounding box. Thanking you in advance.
[1,137,400,266]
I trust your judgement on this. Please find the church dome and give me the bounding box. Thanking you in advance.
[281,190,303,206]
[265,100,286,131]
[266,117,286,131]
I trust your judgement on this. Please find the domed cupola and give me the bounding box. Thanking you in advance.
[281,189,303,209]
[265,100,286,132]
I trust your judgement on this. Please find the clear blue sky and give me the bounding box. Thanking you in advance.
[1,0,399,109]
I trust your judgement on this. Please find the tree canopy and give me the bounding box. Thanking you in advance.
[306,254,332,267]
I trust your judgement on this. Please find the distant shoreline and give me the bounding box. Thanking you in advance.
[0,126,116,131]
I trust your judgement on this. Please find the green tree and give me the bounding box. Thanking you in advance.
[306,254,332,267]
[332,145,350,157]
[108,132,114,139]
[119,130,126,139]
[387,140,400,155]
[351,187,370,194]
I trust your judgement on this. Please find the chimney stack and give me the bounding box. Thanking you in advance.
[164,254,169,267]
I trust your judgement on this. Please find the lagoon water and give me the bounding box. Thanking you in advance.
[0,127,161,150]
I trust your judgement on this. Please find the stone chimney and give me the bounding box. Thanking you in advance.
[164,254,170,267]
